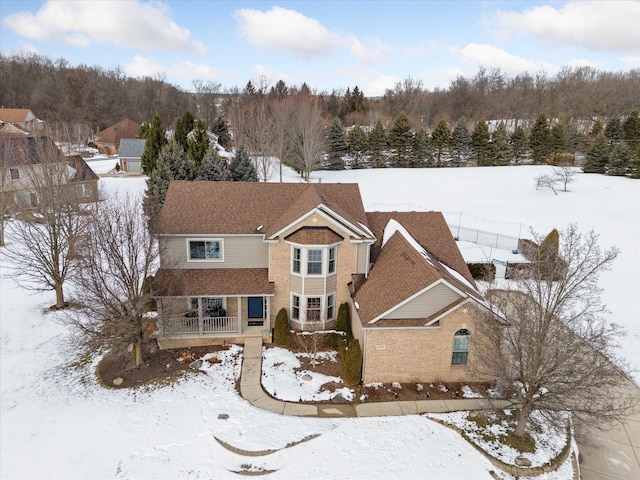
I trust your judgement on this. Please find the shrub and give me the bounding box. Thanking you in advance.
[273,308,291,346]
[467,262,496,281]
[335,302,352,341]
[343,338,362,386]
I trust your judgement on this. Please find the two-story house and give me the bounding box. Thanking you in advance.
[152,181,494,383]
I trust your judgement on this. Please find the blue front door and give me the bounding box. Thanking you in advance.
[247,297,264,319]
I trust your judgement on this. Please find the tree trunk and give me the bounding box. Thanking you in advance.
[515,404,532,438]
[54,281,65,308]
[135,337,143,368]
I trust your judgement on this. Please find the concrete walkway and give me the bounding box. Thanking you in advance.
[239,337,640,479]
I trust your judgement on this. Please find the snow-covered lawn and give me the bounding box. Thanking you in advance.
[3,164,634,479]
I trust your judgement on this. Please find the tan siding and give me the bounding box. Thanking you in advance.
[161,235,268,269]
[303,276,325,295]
[356,243,369,274]
[290,275,303,293]
[326,274,337,294]
[382,282,461,320]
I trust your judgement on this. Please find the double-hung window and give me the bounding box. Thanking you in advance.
[292,295,300,319]
[76,184,91,198]
[328,247,336,274]
[307,297,321,321]
[451,329,470,365]
[292,248,301,273]
[10,168,19,180]
[327,294,335,319]
[307,249,322,274]
[189,239,222,261]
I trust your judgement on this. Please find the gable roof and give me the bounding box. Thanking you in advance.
[94,119,139,145]
[0,134,64,167]
[0,108,37,124]
[353,221,485,325]
[157,181,373,240]
[0,123,30,136]
[366,211,474,284]
[119,138,146,158]
[67,154,99,183]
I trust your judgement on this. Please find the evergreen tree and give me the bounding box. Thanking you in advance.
[510,125,528,164]
[411,128,431,167]
[143,141,195,229]
[607,141,632,176]
[210,117,232,150]
[327,118,347,170]
[348,125,368,169]
[583,133,610,174]
[230,145,258,182]
[589,120,603,137]
[197,147,232,181]
[451,123,472,166]
[604,114,623,143]
[471,119,491,166]
[368,120,387,168]
[549,123,567,165]
[140,114,167,173]
[431,119,452,166]
[388,111,413,167]
[530,113,551,164]
[629,155,640,178]
[174,110,195,152]
[187,119,210,168]
[137,121,150,139]
[623,110,640,156]
[491,121,511,166]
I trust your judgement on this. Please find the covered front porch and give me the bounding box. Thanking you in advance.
[152,268,274,348]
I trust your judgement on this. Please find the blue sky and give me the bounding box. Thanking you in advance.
[1,0,639,96]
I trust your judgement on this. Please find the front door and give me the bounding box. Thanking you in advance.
[247,297,264,326]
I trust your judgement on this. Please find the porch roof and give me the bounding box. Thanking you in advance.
[152,268,274,297]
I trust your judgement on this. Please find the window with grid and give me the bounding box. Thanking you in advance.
[189,240,222,260]
[307,249,322,274]
[10,168,19,180]
[326,294,335,319]
[292,295,300,319]
[306,297,321,321]
[76,183,91,198]
[292,247,301,273]
[328,247,336,273]
[451,329,470,365]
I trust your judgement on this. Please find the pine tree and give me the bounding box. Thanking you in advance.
[583,133,610,174]
[388,112,413,167]
[348,125,368,169]
[604,115,623,143]
[471,119,491,166]
[451,123,472,166]
[143,141,194,229]
[549,123,567,165]
[210,117,232,150]
[607,141,632,176]
[230,145,258,182]
[140,114,167,173]
[327,119,347,170]
[491,121,511,166]
[137,121,151,139]
[530,113,551,164]
[589,120,603,137]
[368,120,387,168]
[411,128,431,167]
[174,110,195,152]
[431,119,451,166]
[623,110,640,156]
[197,147,231,181]
[510,125,528,164]
[187,119,210,168]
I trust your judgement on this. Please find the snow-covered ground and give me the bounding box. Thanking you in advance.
[2,164,635,479]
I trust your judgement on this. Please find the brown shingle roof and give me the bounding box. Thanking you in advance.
[152,268,274,297]
[94,119,139,145]
[366,211,475,284]
[0,108,35,123]
[67,154,99,182]
[0,135,64,167]
[157,181,372,239]
[284,226,344,244]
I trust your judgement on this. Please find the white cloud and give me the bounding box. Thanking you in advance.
[2,0,206,54]
[621,56,640,70]
[488,1,640,53]
[451,43,543,75]
[234,6,340,59]
[124,56,224,84]
[124,55,166,78]
[336,65,398,97]
[252,65,297,87]
[234,6,391,64]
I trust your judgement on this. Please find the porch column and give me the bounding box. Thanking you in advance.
[266,296,271,331]
[237,297,242,334]
[198,298,204,335]
[157,299,164,337]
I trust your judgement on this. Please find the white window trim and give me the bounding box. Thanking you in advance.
[289,243,339,277]
[186,238,224,262]
[290,292,336,323]
[76,183,91,198]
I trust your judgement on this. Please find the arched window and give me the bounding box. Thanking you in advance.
[452,329,470,365]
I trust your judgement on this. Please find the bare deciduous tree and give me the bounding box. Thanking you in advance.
[553,166,577,192]
[534,174,558,195]
[287,95,327,182]
[1,135,87,308]
[70,193,158,367]
[474,225,635,439]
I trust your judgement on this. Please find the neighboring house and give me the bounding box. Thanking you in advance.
[118,138,146,173]
[0,108,43,132]
[0,133,99,212]
[152,181,494,384]
[93,119,140,155]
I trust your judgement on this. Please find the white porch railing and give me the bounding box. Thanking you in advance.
[163,316,239,335]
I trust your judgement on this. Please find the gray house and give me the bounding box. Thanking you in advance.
[118,138,146,173]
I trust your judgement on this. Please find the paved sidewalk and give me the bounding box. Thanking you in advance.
[239,337,640,479]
